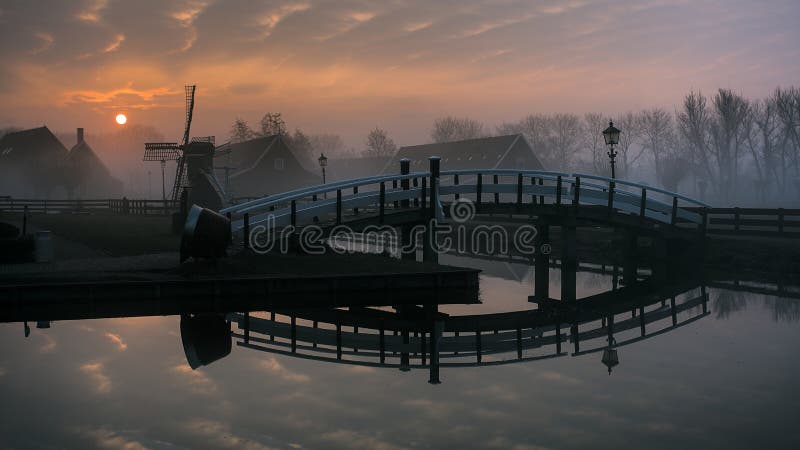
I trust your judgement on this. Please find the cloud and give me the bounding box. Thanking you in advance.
[257,3,311,38]
[79,428,150,450]
[80,362,112,394]
[170,364,218,394]
[75,0,108,23]
[183,419,281,450]
[104,332,128,351]
[30,32,54,55]
[258,357,311,383]
[39,333,57,353]
[320,429,407,450]
[170,0,211,28]
[103,34,125,53]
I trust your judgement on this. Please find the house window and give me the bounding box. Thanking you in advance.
[274,157,285,170]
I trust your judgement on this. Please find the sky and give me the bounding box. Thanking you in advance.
[0,0,798,148]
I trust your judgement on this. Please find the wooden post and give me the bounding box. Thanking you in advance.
[475,328,482,363]
[379,182,386,223]
[493,174,499,205]
[573,176,581,207]
[392,179,399,209]
[639,188,647,221]
[556,176,562,207]
[243,213,250,250]
[476,174,483,212]
[531,177,537,206]
[400,158,410,209]
[734,207,740,233]
[421,177,427,210]
[379,324,386,364]
[516,173,523,211]
[290,314,297,353]
[561,220,577,302]
[336,323,342,360]
[671,197,678,225]
[534,219,550,301]
[22,205,28,235]
[353,186,359,214]
[413,177,419,207]
[336,189,342,224]
[244,312,250,344]
[454,174,460,201]
[538,177,544,204]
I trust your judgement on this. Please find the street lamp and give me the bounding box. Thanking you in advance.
[602,120,622,179]
[318,153,328,198]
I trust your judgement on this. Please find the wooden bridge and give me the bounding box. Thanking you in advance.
[221,158,711,240]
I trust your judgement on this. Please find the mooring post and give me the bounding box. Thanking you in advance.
[400,328,410,371]
[534,218,550,301]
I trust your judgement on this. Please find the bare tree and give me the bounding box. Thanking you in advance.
[774,87,800,181]
[364,127,397,157]
[743,97,781,197]
[431,116,486,143]
[583,112,607,174]
[259,112,286,136]
[229,117,254,143]
[616,111,644,179]
[638,108,687,191]
[310,133,346,158]
[548,114,582,171]
[285,128,313,165]
[709,89,750,199]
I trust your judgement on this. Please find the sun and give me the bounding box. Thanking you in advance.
[115,113,127,125]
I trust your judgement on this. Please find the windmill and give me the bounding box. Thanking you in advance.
[143,85,197,201]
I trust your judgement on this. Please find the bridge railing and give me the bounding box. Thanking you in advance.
[221,157,710,239]
[438,168,709,225]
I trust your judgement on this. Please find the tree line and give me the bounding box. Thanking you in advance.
[229,86,800,205]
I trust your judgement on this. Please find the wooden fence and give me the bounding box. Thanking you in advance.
[686,207,800,238]
[0,196,181,215]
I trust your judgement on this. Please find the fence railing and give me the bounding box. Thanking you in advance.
[686,207,800,238]
[0,197,181,215]
[221,157,710,238]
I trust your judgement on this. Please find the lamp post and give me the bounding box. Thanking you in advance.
[602,120,622,179]
[318,153,328,199]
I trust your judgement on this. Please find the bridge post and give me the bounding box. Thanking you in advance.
[622,230,638,285]
[423,157,440,263]
[400,158,410,209]
[560,219,577,302]
[534,219,550,301]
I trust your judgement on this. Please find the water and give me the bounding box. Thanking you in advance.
[1,257,799,449]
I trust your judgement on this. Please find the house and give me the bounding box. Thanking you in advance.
[63,128,123,198]
[214,134,320,199]
[326,156,392,182]
[0,126,69,197]
[381,134,544,174]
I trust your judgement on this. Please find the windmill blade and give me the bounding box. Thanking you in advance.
[143,142,181,161]
[182,85,196,148]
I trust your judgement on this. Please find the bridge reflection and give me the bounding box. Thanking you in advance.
[217,279,709,383]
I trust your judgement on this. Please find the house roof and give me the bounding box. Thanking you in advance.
[381,134,533,173]
[66,140,115,179]
[214,135,279,176]
[0,126,68,163]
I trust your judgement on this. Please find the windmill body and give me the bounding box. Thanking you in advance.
[143,85,226,210]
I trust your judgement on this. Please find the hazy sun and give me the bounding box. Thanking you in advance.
[115,113,127,125]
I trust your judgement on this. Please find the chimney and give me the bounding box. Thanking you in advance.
[77,128,84,144]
